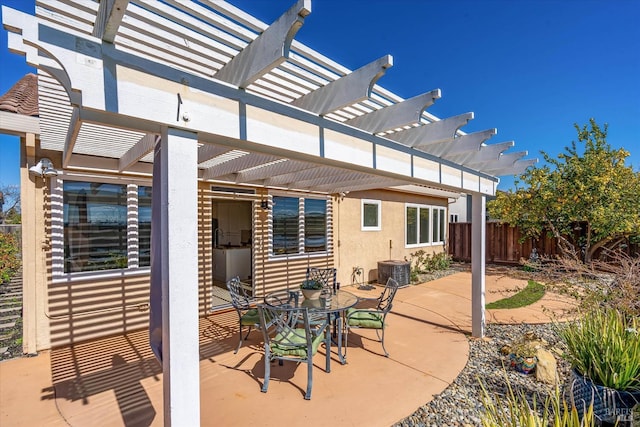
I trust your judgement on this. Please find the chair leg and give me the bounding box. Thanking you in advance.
[262,349,270,393]
[305,358,313,400]
[325,326,331,373]
[380,328,389,358]
[243,325,252,340]
[336,317,346,364]
[234,318,243,354]
[343,325,349,358]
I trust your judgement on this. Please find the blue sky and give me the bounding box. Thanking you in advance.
[1,0,639,191]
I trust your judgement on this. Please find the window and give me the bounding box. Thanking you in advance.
[304,199,327,253]
[433,207,446,244]
[272,196,299,255]
[361,199,381,231]
[405,204,446,247]
[450,213,459,223]
[272,196,328,256]
[62,181,151,273]
[138,186,152,267]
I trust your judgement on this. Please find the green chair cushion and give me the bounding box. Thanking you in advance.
[347,308,384,329]
[240,308,260,325]
[270,328,325,358]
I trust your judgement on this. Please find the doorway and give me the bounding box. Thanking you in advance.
[210,199,253,309]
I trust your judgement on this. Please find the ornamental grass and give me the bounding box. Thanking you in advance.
[479,374,596,427]
[557,309,640,391]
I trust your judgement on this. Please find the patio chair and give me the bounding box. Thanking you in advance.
[344,277,399,357]
[226,277,259,354]
[305,267,340,339]
[257,304,330,400]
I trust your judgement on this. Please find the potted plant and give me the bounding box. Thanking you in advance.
[300,279,323,300]
[558,309,640,425]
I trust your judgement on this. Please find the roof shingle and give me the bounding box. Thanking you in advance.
[0,73,39,117]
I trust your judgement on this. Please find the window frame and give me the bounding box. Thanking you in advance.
[405,203,447,248]
[361,199,381,231]
[270,194,331,258]
[51,176,152,280]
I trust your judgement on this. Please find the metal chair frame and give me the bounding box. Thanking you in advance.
[306,267,337,293]
[226,276,258,354]
[345,277,399,357]
[257,304,330,400]
[305,267,343,348]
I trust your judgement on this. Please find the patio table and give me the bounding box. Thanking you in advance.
[264,289,358,369]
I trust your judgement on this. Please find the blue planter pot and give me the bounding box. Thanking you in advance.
[568,368,640,424]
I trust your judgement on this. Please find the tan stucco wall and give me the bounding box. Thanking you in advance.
[334,189,447,287]
[21,146,65,352]
[21,157,446,350]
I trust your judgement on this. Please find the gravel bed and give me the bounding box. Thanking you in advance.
[393,322,572,427]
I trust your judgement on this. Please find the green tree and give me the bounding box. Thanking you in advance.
[0,184,20,224]
[488,119,640,262]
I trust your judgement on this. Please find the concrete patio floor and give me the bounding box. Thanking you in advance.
[0,271,574,426]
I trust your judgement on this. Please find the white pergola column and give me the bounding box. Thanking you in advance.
[160,128,200,426]
[471,193,486,338]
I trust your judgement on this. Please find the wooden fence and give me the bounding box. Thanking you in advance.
[448,222,639,264]
[448,222,559,264]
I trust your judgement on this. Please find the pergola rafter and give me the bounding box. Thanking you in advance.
[434,128,497,158]
[202,152,282,180]
[388,112,474,148]
[344,89,442,133]
[93,0,129,42]
[291,55,394,115]
[214,0,311,88]
[449,141,515,165]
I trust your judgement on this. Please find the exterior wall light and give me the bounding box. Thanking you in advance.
[29,158,59,179]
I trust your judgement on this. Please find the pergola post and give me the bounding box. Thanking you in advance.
[159,128,200,426]
[471,193,486,338]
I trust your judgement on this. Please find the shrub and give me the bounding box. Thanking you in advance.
[407,250,451,276]
[0,233,21,284]
[526,250,640,317]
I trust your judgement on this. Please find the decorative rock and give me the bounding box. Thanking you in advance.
[393,323,572,427]
[535,347,558,385]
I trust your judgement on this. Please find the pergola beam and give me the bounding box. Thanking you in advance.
[387,112,474,147]
[202,153,281,179]
[291,55,393,115]
[483,158,537,176]
[467,151,527,170]
[445,140,514,165]
[344,89,441,133]
[289,170,373,189]
[197,144,233,164]
[235,159,314,182]
[214,0,311,88]
[264,165,330,186]
[316,177,408,193]
[62,106,80,168]
[437,129,497,158]
[93,0,130,43]
[119,133,159,171]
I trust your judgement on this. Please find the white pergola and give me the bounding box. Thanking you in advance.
[3,1,536,424]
